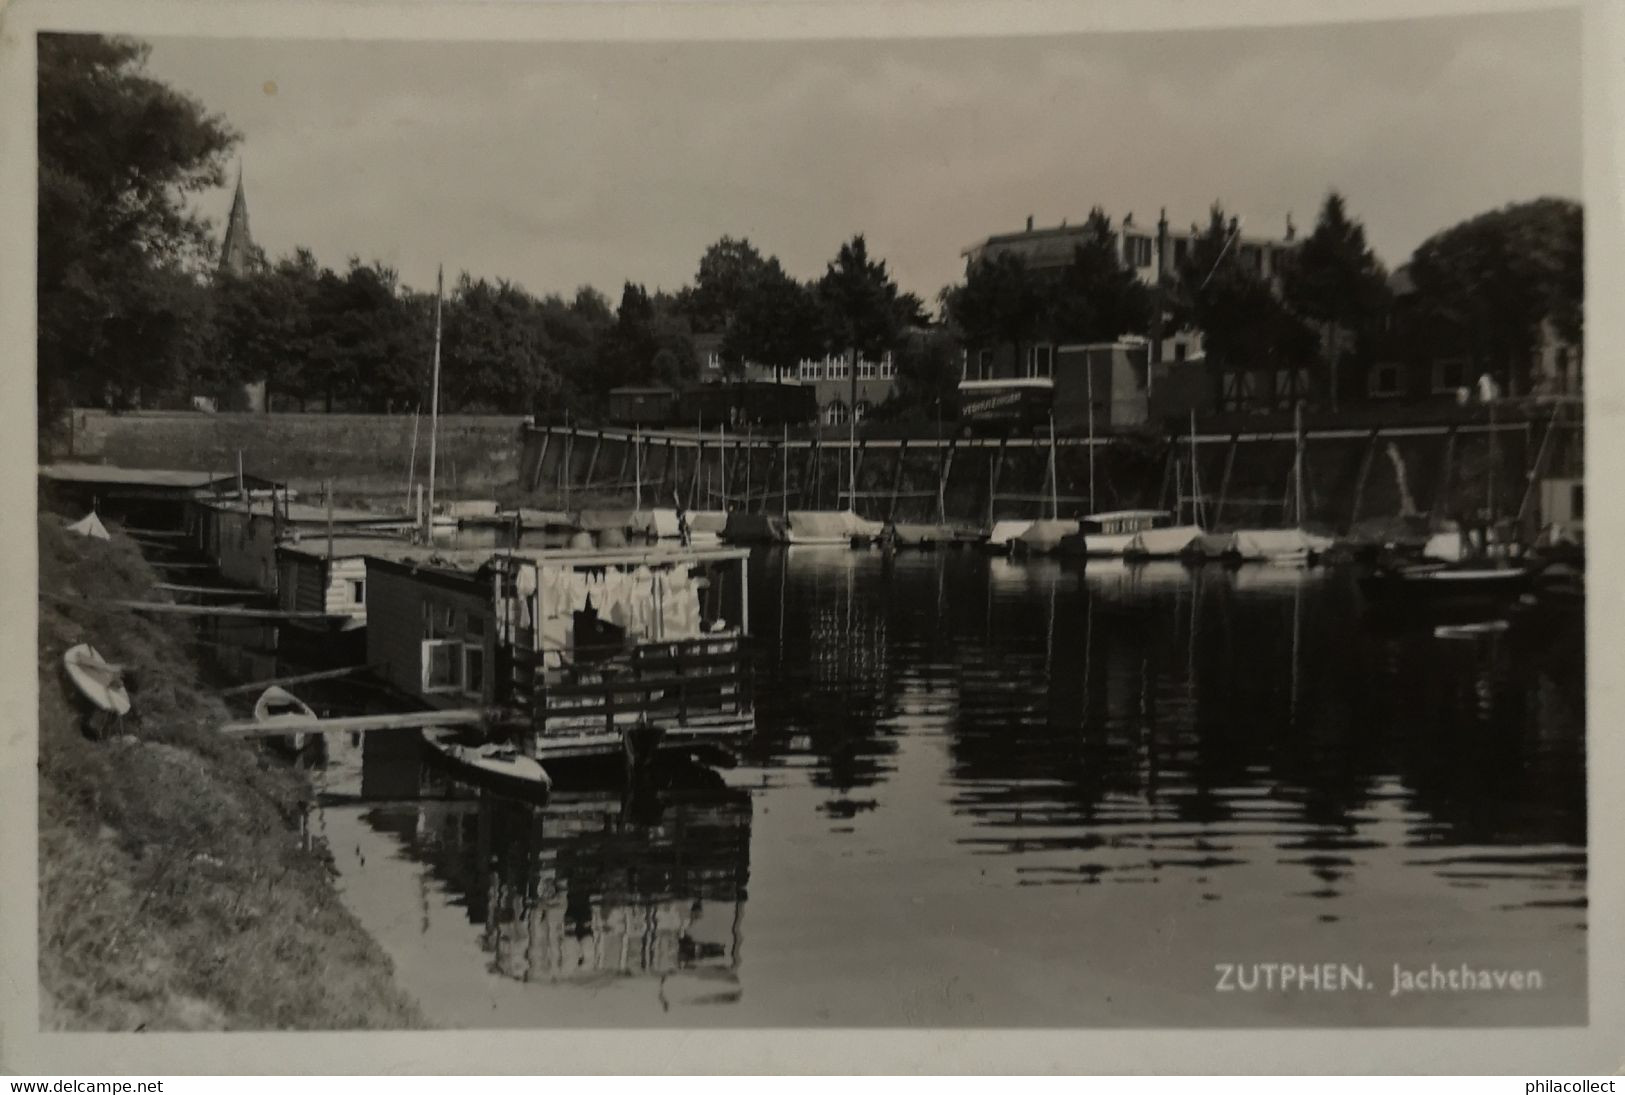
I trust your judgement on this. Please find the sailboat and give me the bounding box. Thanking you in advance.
[422,267,450,541]
[1127,413,1208,560]
[1015,415,1074,555]
[788,394,882,546]
[1358,386,1537,609]
[1223,401,1332,565]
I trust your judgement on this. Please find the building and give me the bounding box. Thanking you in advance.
[692,332,900,426]
[1362,265,1583,406]
[961,209,1301,365]
[188,497,414,594]
[219,167,254,277]
[959,341,1158,432]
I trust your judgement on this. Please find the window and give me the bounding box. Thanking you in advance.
[879,352,896,379]
[1572,483,1584,520]
[1274,369,1293,409]
[1027,344,1054,379]
[1370,362,1401,398]
[857,357,877,380]
[824,400,849,426]
[462,644,485,698]
[1432,357,1469,393]
[1126,236,1153,268]
[799,358,821,382]
[977,349,994,380]
[828,355,851,381]
[422,639,462,693]
[350,579,365,604]
[854,400,871,422]
[706,352,722,372]
[1240,245,1264,273]
[1174,343,1188,363]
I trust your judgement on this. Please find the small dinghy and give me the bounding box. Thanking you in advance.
[1358,562,1534,604]
[63,644,130,716]
[422,726,552,795]
[253,685,317,753]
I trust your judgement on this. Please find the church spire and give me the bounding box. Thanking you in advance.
[219,162,254,275]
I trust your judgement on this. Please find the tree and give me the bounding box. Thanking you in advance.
[1405,198,1582,395]
[38,34,238,418]
[213,249,325,411]
[1167,203,1316,375]
[941,251,1046,380]
[1048,208,1155,343]
[721,264,826,385]
[817,235,917,422]
[680,236,772,335]
[1279,192,1389,408]
[890,325,962,423]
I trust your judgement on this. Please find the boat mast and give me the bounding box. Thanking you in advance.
[1048,412,1059,520]
[425,265,443,541]
[1189,409,1203,528]
[1293,399,1305,529]
[634,424,641,513]
[719,422,727,510]
[782,423,789,520]
[848,400,857,513]
[1086,361,1097,513]
[404,405,420,517]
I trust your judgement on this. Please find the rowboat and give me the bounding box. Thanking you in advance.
[253,685,317,753]
[1358,562,1535,605]
[63,644,130,716]
[421,726,552,795]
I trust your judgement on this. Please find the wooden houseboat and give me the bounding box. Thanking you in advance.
[364,544,756,767]
[189,498,414,594]
[276,535,434,632]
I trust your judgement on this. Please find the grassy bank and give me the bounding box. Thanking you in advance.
[37,516,420,1030]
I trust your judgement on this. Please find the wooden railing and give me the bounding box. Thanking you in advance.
[515,633,752,736]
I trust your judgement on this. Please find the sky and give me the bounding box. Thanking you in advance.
[143,8,1581,305]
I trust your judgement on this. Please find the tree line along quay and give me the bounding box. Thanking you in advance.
[39,35,1581,443]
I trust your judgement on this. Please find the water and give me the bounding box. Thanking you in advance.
[250,549,1584,1027]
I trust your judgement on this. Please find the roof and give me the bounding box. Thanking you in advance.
[197,499,412,525]
[365,543,750,579]
[276,534,423,560]
[41,464,232,489]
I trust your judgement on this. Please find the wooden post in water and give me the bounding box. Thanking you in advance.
[887,441,908,522]
[584,431,604,492]
[325,479,334,562]
[236,450,245,501]
[782,424,790,520]
[1348,428,1381,533]
[987,438,1007,528]
[937,440,955,526]
[1433,427,1458,520]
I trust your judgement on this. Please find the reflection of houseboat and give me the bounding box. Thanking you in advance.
[364,545,756,766]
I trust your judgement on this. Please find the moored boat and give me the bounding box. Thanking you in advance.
[63,644,131,716]
[422,725,552,795]
[1061,509,1176,558]
[253,685,317,754]
[1357,561,1535,604]
[981,519,1034,554]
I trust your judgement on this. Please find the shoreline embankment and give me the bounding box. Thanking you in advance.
[37,515,421,1030]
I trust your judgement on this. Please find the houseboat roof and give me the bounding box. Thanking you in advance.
[40,463,283,492]
[276,534,423,561]
[196,498,413,525]
[363,543,750,579]
[1086,509,1173,521]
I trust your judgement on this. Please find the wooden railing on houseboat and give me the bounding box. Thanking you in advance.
[511,632,752,736]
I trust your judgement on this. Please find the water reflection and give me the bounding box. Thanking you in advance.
[357,789,751,993]
[228,544,1583,1025]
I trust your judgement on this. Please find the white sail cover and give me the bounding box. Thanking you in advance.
[1017,519,1076,554]
[1422,530,1466,562]
[1228,528,1334,561]
[787,510,883,543]
[1127,524,1202,557]
[641,508,683,539]
[66,512,110,540]
[985,519,1034,547]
